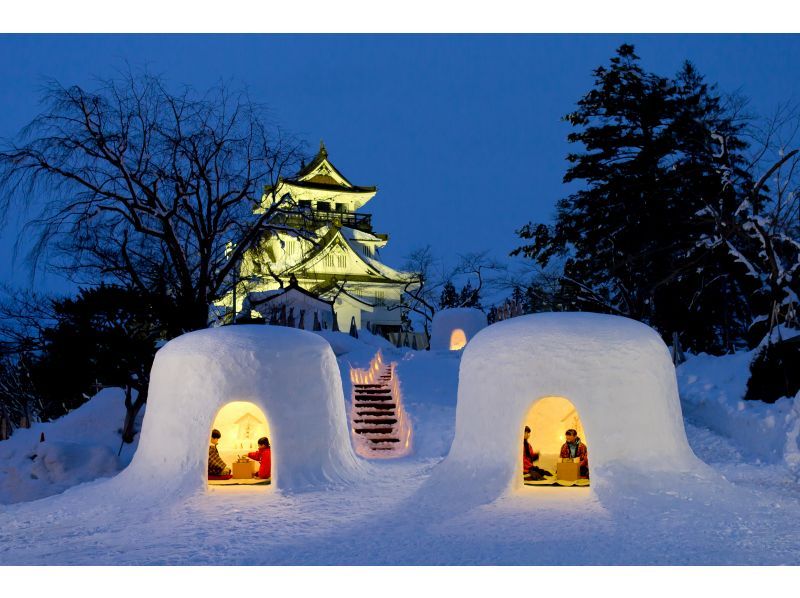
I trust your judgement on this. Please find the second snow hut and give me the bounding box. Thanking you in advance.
[431,312,702,502]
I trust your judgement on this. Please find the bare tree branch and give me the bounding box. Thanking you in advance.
[0,70,304,331]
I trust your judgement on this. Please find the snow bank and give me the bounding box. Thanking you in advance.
[117,325,363,496]
[313,329,394,356]
[394,349,461,459]
[678,350,800,467]
[430,312,704,504]
[0,388,137,504]
[430,308,487,351]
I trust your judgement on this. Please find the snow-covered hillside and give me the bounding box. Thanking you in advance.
[0,388,143,505]
[0,328,798,565]
[679,349,800,468]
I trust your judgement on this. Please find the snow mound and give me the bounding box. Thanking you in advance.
[0,388,135,504]
[394,350,461,459]
[117,325,364,496]
[430,308,487,351]
[313,329,394,356]
[430,312,705,504]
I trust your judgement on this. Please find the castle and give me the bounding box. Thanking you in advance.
[228,142,417,336]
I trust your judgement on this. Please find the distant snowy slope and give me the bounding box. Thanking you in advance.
[314,329,394,356]
[0,388,141,504]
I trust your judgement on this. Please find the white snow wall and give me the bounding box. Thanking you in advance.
[430,308,488,351]
[432,313,703,503]
[120,325,363,494]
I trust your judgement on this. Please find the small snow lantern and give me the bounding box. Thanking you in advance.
[430,308,487,351]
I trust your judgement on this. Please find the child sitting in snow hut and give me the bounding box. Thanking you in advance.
[208,429,231,477]
[559,429,589,478]
[523,426,553,480]
[247,436,272,479]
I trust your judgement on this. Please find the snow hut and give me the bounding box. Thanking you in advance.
[433,312,701,502]
[123,325,362,493]
[430,308,488,351]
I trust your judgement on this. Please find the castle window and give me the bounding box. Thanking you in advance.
[335,203,346,213]
[298,200,312,211]
[317,201,331,212]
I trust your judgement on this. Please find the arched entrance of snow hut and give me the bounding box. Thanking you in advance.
[449,329,468,350]
[521,396,589,487]
[207,401,272,487]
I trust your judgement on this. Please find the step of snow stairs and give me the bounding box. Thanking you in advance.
[349,351,412,458]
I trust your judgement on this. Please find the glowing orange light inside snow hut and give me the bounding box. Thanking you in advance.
[449,329,467,350]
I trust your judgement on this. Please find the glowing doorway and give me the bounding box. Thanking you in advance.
[449,329,467,350]
[522,396,589,487]
[207,401,272,486]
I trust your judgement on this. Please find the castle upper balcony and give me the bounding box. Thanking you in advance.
[275,207,381,235]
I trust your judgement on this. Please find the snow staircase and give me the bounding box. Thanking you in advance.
[349,350,412,458]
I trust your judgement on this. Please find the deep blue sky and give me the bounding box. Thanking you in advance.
[1,34,799,295]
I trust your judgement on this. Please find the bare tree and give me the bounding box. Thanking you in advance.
[702,103,800,345]
[0,354,43,438]
[452,251,506,307]
[392,247,507,340]
[391,246,446,340]
[491,261,579,319]
[0,71,305,332]
[0,285,56,355]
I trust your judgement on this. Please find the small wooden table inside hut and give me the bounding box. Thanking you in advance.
[555,459,580,482]
[232,459,257,479]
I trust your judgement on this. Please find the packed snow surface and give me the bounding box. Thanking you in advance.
[1,324,799,565]
[429,307,487,351]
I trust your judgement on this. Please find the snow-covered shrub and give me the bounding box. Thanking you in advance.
[745,339,800,403]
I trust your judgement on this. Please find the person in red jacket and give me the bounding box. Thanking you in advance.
[247,436,272,479]
[523,426,552,480]
[559,429,589,478]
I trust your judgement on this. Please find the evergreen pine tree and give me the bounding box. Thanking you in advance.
[514,45,753,353]
[656,62,755,351]
[458,281,481,309]
[438,281,460,309]
[29,285,181,439]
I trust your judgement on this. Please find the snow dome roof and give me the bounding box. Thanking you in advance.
[120,325,363,494]
[431,312,702,503]
[430,308,488,351]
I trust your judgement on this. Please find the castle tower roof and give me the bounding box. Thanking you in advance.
[261,141,377,212]
[292,140,376,193]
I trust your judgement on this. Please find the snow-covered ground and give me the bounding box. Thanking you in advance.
[1,330,799,565]
[0,388,142,505]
